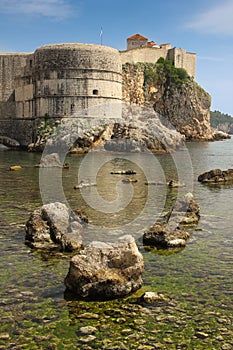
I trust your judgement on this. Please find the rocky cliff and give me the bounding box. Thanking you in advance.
[122,61,228,141]
[210,110,233,134]
[37,109,184,155]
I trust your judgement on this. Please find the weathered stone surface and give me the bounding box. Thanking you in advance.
[143,223,189,248]
[78,326,97,335]
[172,192,200,217]
[0,136,20,148]
[43,106,184,155]
[198,168,233,184]
[39,153,62,168]
[212,130,231,140]
[143,193,200,248]
[25,202,84,251]
[140,292,168,304]
[122,63,229,142]
[25,208,53,245]
[64,235,144,300]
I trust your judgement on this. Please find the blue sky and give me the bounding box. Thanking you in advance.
[0,0,232,116]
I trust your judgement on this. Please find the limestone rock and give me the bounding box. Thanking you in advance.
[198,168,233,184]
[39,153,62,167]
[143,223,189,248]
[78,326,97,335]
[43,106,184,155]
[212,130,231,140]
[25,202,84,251]
[143,193,200,248]
[122,63,229,141]
[172,192,200,217]
[64,235,144,300]
[9,165,22,171]
[141,292,168,304]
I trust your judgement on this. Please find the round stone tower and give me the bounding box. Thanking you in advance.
[16,43,122,118]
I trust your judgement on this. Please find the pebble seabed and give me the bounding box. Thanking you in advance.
[0,225,232,350]
[0,146,233,349]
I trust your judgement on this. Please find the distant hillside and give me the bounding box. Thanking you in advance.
[210,110,233,134]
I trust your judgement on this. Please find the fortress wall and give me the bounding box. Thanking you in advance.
[167,48,196,78]
[0,53,31,119]
[182,52,196,78]
[0,53,30,101]
[0,118,35,146]
[121,47,196,78]
[120,47,168,65]
[15,43,122,118]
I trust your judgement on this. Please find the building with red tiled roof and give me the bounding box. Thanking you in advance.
[127,34,148,50]
[122,33,196,78]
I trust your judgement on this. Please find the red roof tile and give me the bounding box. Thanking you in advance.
[127,34,148,41]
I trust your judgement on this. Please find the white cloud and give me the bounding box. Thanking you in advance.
[0,0,73,20]
[187,0,233,36]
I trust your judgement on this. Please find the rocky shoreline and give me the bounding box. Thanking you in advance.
[198,168,233,184]
[25,191,200,301]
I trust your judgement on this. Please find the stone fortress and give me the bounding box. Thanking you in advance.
[0,44,122,119]
[0,34,196,144]
[121,34,196,78]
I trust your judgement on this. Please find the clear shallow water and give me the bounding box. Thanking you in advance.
[0,140,233,349]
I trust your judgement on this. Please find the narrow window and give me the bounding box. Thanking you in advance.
[93,89,99,95]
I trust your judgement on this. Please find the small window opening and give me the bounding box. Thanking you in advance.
[93,89,99,95]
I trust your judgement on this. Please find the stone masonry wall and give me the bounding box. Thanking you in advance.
[15,44,122,118]
[0,53,30,119]
[121,47,168,66]
[120,47,196,78]
[167,48,196,78]
[0,118,35,146]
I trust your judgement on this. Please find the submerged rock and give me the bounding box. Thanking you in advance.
[212,130,231,141]
[74,180,96,189]
[64,235,144,300]
[9,165,22,171]
[140,292,168,304]
[25,202,85,251]
[110,170,136,175]
[143,193,200,248]
[198,168,233,184]
[143,223,189,248]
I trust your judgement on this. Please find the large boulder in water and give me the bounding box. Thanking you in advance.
[198,168,233,184]
[64,235,144,300]
[39,153,62,167]
[25,202,84,251]
[143,193,200,248]
[143,223,190,248]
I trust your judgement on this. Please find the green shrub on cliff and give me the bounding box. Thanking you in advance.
[156,57,190,88]
[143,64,158,87]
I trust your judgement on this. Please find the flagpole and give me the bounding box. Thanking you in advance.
[100,27,103,45]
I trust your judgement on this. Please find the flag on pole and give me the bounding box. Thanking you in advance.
[100,27,103,45]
